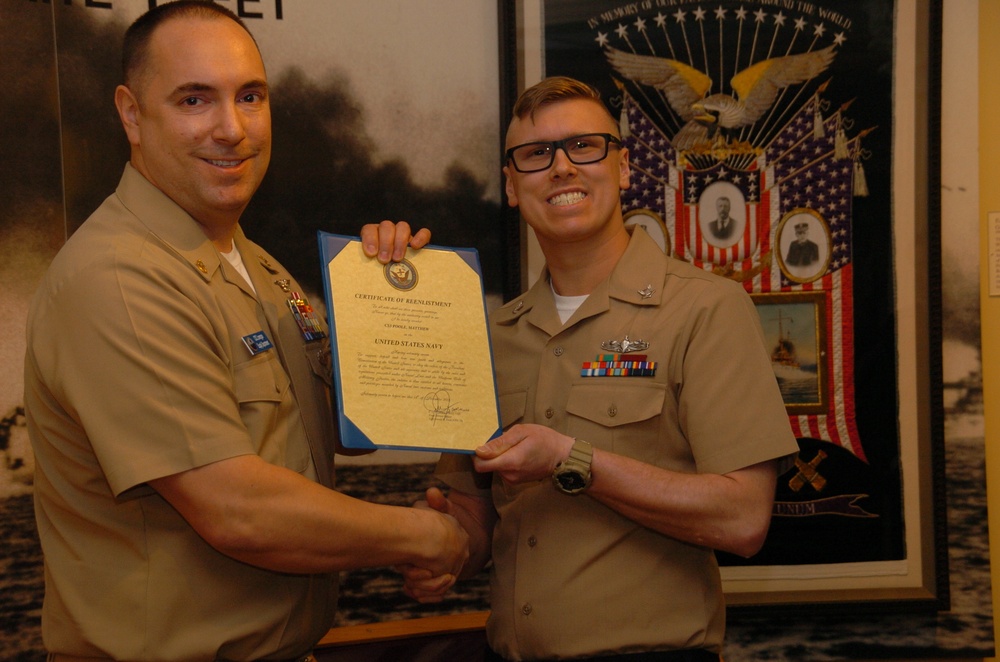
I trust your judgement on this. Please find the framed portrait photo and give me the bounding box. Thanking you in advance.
[776,209,834,284]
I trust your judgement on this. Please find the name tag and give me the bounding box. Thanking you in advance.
[242,331,274,356]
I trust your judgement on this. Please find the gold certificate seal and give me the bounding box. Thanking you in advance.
[384,259,418,291]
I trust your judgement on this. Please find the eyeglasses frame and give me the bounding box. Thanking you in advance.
[504,132,624,173]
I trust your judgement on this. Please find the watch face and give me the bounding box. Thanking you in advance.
[557,471,587,491]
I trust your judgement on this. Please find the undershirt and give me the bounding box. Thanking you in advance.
[551,280,588,324]
[221,243,257,295]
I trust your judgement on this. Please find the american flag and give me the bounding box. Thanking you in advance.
[620,91,868,462]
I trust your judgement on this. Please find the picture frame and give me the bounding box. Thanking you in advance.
[4,4,510,648]
[500,0,946,610]
[752,291,829,415]
[775,209,834,284]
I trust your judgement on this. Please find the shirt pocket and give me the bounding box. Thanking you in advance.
[233,352,289,403]
[232,352,309,472]
[565,381,668,463]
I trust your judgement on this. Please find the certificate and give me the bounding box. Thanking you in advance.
[318,232,501,453]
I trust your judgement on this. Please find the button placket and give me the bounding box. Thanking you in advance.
[538,343,566,425]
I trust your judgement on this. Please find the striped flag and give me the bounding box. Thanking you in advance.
[620,91,867,462]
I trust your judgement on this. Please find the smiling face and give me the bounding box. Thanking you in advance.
[503,98,630,251]
[115,14,271,243]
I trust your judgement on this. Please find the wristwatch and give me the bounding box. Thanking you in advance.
[552,439,593,495]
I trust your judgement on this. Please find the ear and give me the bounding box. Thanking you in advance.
[618,146,631,191]
[115,85,142,147]
[502,165,519,208]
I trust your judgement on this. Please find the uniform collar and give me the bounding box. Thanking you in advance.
[607,225,667,306]
[233,229,294,300]
[115,163,226,284]
[498,226,667,331]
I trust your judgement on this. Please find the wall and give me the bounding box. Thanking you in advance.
[981,1,1000,651]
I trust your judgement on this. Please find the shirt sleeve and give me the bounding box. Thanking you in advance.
[434,452,493,497]
[43,248,258,496]
[674,280,799,476]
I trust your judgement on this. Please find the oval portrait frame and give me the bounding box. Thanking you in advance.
[775,208,833,284]
[698,182,746,249]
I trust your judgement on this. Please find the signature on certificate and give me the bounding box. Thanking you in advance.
[423,389,460,423]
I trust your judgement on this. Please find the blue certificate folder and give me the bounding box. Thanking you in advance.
[318,231,502,454]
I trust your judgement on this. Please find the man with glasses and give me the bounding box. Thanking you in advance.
[405,77,797,661]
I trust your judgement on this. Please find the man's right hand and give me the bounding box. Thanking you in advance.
[401,504,468,603]
[360,220,431,264]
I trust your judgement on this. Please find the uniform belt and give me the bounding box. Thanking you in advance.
[48,654,316,662]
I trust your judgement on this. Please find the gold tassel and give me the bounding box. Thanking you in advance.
[834,128,849,160]
[620,103,631,139]
[853,159,869,197]
[813,101,825,140]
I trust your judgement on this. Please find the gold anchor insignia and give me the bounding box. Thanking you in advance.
[638,284,654,299]
[257,254,279,274]
[600,335,649,354]
[789,451,827,492]
[512,301,524,314]
[274,278,291,292]
[195,260,207,274]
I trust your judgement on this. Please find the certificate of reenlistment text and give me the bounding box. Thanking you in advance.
[318,231,501,453]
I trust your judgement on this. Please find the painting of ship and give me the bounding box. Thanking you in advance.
[770,309,814,383]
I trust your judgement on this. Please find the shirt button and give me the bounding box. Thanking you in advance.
[608,406,618,417]
[521,603,533,615]
[545,408,555,419]
[528,536,537,547]
[553,347,564,356]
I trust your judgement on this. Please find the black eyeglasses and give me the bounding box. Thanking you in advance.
[505,133,623,173]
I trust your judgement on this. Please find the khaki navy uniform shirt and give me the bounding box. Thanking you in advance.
[25,165,338,661]
[439,228,797,661]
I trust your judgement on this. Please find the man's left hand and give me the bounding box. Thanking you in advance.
[472,424,574,485]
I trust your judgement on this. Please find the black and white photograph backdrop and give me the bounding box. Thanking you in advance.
[2,1,505,658]
[0,1,991,660]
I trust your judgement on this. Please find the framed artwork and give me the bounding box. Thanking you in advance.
[2,4,510,651]
[500,0,946,609]
[752,291,828,415]
[775,208,834,284]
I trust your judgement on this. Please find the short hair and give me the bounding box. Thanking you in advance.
[122,0,257,89]
[510,76,618,133]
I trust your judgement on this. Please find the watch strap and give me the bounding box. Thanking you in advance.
[566,438,593,467]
